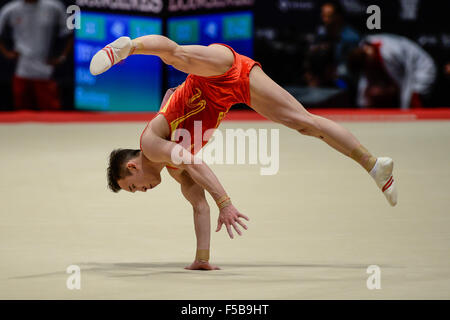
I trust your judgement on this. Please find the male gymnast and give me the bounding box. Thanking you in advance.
[90,35,397,270]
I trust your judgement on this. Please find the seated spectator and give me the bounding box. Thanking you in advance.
[315,1,360,83]
[296,43,351,108]
[348,34,437,109]
[304,43,337,88]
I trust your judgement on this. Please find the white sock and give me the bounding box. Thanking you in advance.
[369,158,379,179]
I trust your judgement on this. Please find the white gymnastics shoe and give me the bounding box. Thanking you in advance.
[369,157,398,206]
[90,36,133,76]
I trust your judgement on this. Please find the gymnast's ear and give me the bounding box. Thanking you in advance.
[126,161,138,171]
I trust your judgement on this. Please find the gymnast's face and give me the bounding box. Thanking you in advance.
[117,161,161,193]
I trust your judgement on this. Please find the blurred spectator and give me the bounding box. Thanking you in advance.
[294,42,351,108]
[303,0,361,108]
[348,34,437,109]
[0,0,72,110]
[314,1,360,83]
[444,62,450,79]
[304,43,336,88]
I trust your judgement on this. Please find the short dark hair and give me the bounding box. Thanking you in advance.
[107,148,140,192]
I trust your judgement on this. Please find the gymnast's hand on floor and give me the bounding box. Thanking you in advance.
[216,204,249,239]
[185,261,221,270]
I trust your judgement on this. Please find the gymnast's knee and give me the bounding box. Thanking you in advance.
[287,114,324,138]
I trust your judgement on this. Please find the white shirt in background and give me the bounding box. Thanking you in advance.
[357,34,437,109]
[0,0,70,80]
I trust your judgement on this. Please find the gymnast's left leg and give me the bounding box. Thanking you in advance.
[248,65,397,206]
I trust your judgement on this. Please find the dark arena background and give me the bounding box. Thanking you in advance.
[0,0,449,304]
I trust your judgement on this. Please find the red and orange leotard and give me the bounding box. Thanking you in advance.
[140,44,261,170]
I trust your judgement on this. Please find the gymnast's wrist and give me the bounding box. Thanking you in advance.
[195,249,210,262]
[216,195,232,210]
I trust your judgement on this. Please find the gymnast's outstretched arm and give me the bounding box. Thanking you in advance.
[167,168,220,270]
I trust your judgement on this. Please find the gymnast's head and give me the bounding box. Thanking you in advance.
[107,148,161,193]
